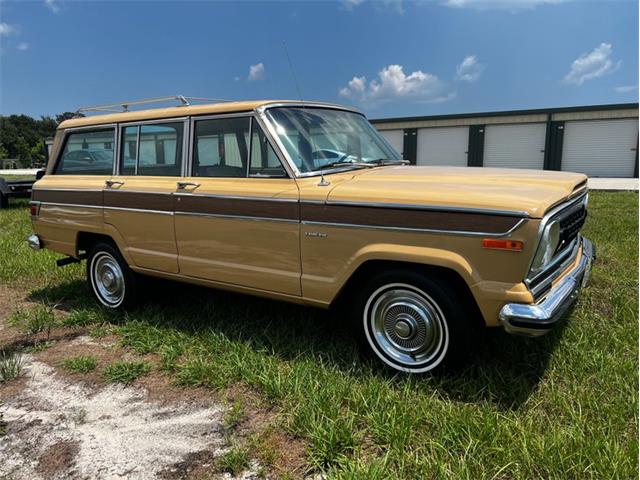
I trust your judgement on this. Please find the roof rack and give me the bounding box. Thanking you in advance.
[73,95,233,117]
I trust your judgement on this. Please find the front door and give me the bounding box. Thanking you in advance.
[174,115,301,296]
[104,120,186,273]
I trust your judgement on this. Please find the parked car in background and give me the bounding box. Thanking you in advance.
[27,98,595,373]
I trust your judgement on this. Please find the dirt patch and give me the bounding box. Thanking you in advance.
[36,440,80,478]
[0,283,308,479]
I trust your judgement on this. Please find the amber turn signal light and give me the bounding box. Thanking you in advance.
[482,239,524,252]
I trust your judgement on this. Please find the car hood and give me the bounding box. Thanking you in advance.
[326,166,587,218]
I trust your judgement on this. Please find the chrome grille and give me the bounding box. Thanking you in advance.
[526,193,588,301]
[557,204,587,253]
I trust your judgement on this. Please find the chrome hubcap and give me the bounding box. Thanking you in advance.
[92,252,125,307]
[367,285,448,370]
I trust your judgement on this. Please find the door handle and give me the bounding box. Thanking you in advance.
[177,181,201,190]
[105,180,124,188]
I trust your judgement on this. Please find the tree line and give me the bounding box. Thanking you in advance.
[0,112,78,167]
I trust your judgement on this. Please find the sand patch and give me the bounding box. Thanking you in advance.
[0,357,256,479]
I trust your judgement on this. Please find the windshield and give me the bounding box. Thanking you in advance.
[264,107,402,174]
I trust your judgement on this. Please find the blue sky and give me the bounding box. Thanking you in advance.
[0,0,637,119]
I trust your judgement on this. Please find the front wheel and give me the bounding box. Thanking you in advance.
[353,270,474,373]
[87,242,137,309]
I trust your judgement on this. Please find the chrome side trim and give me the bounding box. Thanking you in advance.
[501,236,595,337]
[104,206,173,215]
[175,211,298,223]
[174,192,298,203]
[33,188,103,193]
[40,202,102,209]
[301,218,526,238]
[305,200,530,218]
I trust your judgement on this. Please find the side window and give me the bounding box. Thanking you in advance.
[55,128,115,175]
[119,122,184,176]
[193,117,249,178]
[249,123,287,177]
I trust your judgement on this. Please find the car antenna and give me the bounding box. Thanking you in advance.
[283,41,304,103]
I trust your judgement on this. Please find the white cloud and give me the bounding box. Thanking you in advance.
[339,64,454,105]
[0,23,16,36]
[342,0,403,13]
[564,43,621,86]
[247,62,265,82]
[44,0,60,14]
[17,42,29,51]
[443,0,565,10]
[456,55,483,82]
[342,0,366,9]
[615,85,638,93]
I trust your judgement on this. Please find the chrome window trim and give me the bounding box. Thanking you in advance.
[174,211,299,223]
[116,118,188,177]
[301,218,526,238]
[187,113,293,179]
[257,103,397,178]
[526,191,588,279]
[251,114,297,178]
[301,199,530,218]
[53,125,117,176]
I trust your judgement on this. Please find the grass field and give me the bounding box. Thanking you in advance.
[0,192,638,478]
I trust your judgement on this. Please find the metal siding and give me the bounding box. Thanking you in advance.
[484,123,546,169]
[379,129,404,157]
[416,126,469,167]
[562,119,639,177]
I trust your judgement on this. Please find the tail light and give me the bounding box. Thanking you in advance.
[30,202,40,217]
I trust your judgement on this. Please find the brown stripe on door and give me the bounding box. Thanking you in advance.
[175,195,299,221]
[103,190,173,211]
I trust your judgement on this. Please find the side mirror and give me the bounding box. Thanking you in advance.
[35,169,46,180]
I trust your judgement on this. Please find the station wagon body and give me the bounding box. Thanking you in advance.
[28,99,595,373]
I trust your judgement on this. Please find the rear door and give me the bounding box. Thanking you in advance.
[174,114,301,296]
[104,119,186,273]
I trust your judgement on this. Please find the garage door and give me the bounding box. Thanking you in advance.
[379,130,404,157]
[562,119,639,177]
[484,123,546,170]
[416,126,469,166]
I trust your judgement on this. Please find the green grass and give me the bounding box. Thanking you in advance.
[216,446,251,475]
[103,360,151,384]
[0,351,24,383]
[63,355,98,374]
[0,192,637,478]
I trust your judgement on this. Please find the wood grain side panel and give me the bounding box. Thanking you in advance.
[175,195,299,220]
[301,203,521,234]
[32,189,103,206]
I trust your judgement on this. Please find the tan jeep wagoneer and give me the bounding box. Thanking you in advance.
[28,97,595,373]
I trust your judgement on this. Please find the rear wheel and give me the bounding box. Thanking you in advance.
[87,242,137,309]
[352,269,475,373]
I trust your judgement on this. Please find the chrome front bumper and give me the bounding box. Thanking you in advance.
[500,237,595,337]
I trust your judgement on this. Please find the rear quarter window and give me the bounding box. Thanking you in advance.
[55,128,115,175]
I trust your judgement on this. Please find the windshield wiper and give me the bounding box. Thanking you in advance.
[368,158,410,166]
[319,161,375,170]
